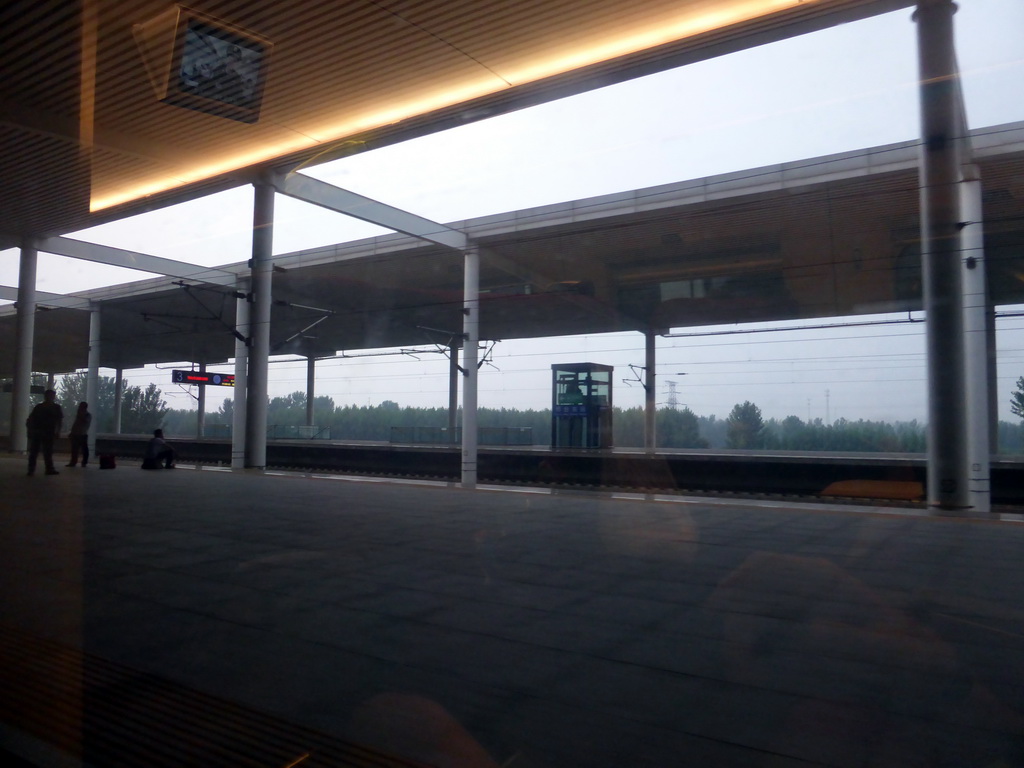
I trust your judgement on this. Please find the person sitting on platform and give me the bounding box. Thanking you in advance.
[141,429,176,470]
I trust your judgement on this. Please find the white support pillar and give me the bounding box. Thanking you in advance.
[113,368,123,434]
[86,305,101,456]
[196,362,206,438]
[461,246,480,488]
[449,340,461,444]
[960,171,990,513]
[986,303,998,455]
[11,240,37,452]
[644,330,657,452]
[231,279,250,469]
[244,180,274,468]
[306,357,316,428]
[915,0,970,511]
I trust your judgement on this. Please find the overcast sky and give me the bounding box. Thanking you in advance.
[3,0,1023,423]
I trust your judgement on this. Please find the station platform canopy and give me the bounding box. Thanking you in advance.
[2,0,1017,509]
[1,0,913,247]
[1,120,1023,376]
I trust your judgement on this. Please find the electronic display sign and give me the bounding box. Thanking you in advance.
[133,5,272,124]
[172,370,235,387]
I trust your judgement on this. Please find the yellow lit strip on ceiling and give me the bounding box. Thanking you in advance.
[90,0,818,212]
[91,134,315,210]
[505,0,809,85]
[89,77,504,211]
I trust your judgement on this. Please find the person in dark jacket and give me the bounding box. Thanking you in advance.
[26,390,64,476]
[141,429,176,470]
[66,402,92,467]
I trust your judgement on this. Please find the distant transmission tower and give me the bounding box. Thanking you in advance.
[666,380,680,410]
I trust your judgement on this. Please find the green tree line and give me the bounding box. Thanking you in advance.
[24,375,1024,454]
[56,373,168,434]
[157,390,1024,453]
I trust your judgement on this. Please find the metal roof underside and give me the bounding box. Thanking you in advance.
[1,0,913,246]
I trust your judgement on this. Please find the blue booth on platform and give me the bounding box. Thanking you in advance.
[551,363,613,449]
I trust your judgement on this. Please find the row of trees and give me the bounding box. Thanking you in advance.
[158,392,991,453]
[34,375,1024,454]
[1013,376,1024,419]
[57,373,168,434]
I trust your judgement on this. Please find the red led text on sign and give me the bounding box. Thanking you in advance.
[171,370,235,387]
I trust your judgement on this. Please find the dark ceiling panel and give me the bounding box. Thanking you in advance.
[1,0,912,248]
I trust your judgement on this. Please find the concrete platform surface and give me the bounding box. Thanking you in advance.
[1,456,1023,767]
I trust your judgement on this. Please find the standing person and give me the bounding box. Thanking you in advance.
[26,389,64,476]
[66,402,92,467]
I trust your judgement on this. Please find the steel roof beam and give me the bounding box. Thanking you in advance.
[275,173,469,251]
[0,284,89,310]
[38,236,240,287]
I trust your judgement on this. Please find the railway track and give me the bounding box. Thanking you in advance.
[96,435,1024,510]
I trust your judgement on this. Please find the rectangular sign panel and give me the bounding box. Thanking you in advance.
[172,370,235,387]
